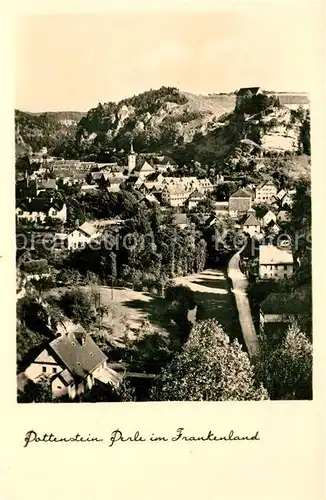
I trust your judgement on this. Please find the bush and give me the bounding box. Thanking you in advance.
[60,288,95,326]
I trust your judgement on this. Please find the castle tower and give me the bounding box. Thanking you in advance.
[128,139,136,173]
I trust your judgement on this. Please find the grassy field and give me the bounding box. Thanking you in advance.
[44,285,170,340]
[44,267,241,343]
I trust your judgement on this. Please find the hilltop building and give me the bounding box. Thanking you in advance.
[236,87,263,109]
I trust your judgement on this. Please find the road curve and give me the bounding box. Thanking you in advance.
[228,250,260,359]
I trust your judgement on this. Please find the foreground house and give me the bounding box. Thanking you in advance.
[258,244,294,280]
[67,221,100,251]
[259,292,305,341]
[24,326,122,399]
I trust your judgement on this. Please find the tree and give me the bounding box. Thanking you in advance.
[257,323,312,400]
[151,319,268,401]
[17,325,45,372]
[19,376,52,403]
[97,304,109,329]
[213,182,237,201]
[60,288,94,326]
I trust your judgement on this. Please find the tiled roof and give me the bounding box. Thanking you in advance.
[189,189,204,199]
[277,94,309,106]
[256,180,276,190]
[50,330,107,381]
[243,214,260,226]
[78,221,97,237]
[230,188,252,198]
[134,159,154,171]
[172,213,189,226]
[259,245,293,265]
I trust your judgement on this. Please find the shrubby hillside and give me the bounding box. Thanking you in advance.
[15,87,310,182]
[15,110,86,156]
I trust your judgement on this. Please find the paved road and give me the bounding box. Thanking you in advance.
[228,250,260,359]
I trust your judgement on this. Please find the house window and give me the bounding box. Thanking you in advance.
[52,367,57,373]
[264,273,267,278]
[57,385,62,390]
[42,366,46,373]
[284,274,287,278]
[284,265,287,270]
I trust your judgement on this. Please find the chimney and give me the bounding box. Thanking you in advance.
[74,329,87,347]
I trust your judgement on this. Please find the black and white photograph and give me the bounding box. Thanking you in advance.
[15,7,313,404]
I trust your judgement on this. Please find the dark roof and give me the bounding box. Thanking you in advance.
[49,330,107,381]
[230,188,252,198]
[189,189,204,199]
[237,87,261,96]
[126,175,139,182]
[260,292,305,315]
[17,198,65,213]
[145,172,162,182]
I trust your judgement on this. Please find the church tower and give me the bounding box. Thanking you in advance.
[127,139,136,173]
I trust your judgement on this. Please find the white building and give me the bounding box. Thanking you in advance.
[67,222,100,251]
[255,180,277,203]
[261,210,277,227]
[259,244,294,280]
[242,214,261,237]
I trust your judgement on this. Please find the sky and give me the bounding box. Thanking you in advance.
[15,3,322,112]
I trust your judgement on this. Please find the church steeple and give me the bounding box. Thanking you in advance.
[128,138,136,173]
